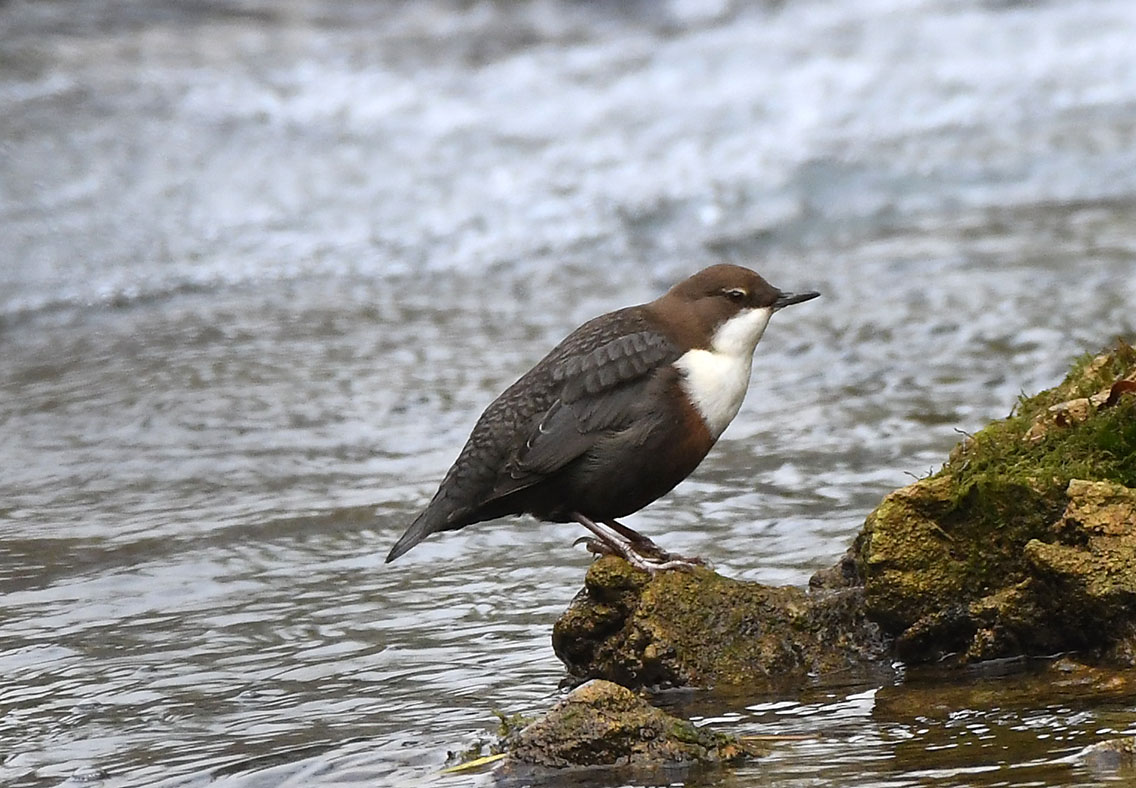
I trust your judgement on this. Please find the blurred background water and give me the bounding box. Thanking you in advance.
[2,0,1136,786]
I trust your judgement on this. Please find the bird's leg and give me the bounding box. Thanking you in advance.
[602,519,669,558]
[571,513,700,573]
[604,519,708,567]
[571,514,660,572]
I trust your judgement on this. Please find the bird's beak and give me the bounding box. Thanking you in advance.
[773,290,821,310]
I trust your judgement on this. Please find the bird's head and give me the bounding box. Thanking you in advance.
[655,264,819,356]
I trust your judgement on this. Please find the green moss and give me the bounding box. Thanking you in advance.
[447,738,492,765]
[493,710,535,739]
[502,680,764,769]
[938,341,1136,593]
[950,340,1136,488]
[554,556,886,688]
[856,340,1136,662]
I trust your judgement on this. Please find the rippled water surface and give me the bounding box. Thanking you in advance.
[3,0,1136,785]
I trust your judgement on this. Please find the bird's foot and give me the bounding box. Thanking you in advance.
[571,518,706,574]
[602,519,708,568]
[622,546,704,574]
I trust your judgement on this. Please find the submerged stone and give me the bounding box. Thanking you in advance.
[501,679,763,771]
[1079,737,1136,774]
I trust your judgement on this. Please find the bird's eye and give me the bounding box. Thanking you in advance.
[723,288,747,302]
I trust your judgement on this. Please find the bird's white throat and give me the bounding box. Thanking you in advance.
[674,306,773,439]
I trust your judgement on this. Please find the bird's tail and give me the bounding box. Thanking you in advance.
[385,508,441,563]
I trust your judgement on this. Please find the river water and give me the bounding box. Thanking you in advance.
[3,1,1136,786]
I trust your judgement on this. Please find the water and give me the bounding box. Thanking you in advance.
[2,0,1136,785]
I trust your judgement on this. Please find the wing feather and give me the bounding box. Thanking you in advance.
[415,309,678,525]
[502,330,678,482]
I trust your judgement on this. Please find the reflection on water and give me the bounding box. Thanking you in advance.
[2,0,1136,786]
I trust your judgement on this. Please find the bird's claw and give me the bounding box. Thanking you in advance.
[573,536,618,557]
[572,534,707,574]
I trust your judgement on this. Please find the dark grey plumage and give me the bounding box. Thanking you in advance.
[386,308,681,562]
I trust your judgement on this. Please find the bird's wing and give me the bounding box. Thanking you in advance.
[404,311,678,533]
[499,329,679,481]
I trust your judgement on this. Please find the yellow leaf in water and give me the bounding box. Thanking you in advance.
[440,752,507,774]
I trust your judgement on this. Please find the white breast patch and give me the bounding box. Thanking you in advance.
[673,306,773,439]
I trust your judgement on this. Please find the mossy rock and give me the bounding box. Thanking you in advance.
[852,340,1136,663]
[553,556,887,688]
[502,679,764,771]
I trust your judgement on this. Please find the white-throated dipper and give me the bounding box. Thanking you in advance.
[386,264,819,571]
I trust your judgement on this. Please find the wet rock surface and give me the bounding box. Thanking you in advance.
[853,340,1136,664]
[553,556,888,689]
[500,679,763,773]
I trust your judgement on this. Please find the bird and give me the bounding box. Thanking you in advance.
[385,264,819,571]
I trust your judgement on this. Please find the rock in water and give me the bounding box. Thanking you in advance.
[553,556,888,688]
[503,679,762,769]
[853,340,1136,664]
